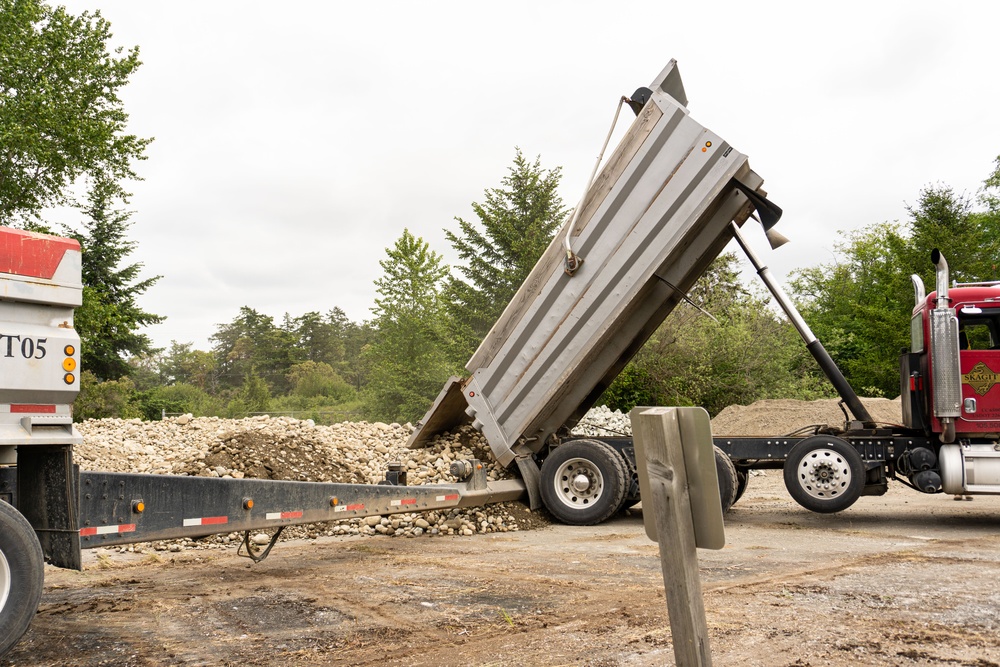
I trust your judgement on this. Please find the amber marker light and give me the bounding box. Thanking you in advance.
[330,497,339,507]
[242,498,254,510]
[64,344,76,356]
[132,500,145,513]
[63,373,75,384]
[63,358,77,371]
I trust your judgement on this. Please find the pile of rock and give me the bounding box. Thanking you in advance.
[75,414,529,551]
[571,405,632,437]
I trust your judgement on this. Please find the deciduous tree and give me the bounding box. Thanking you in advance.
[0,0,150,225]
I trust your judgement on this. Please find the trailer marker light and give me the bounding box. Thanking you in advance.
[64,344,75,356]
[330,496,339,507]
[132,500,145,513]
[242,498,254,510]
[64,373,75,384]
[63,357,77,371]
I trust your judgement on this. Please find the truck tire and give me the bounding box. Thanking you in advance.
[0,500,44,657]
[783,436,864,513]
[540,440,628,525]
[733,468,750,505]
[714,445,739,512]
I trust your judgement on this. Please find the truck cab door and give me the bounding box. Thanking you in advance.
[956,307,1000,433]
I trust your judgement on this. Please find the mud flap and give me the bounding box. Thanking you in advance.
[515,456,542,510]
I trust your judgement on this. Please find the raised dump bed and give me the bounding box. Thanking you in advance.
[409,60,778,506]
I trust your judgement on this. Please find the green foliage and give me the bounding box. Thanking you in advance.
[160,341,219,392]
[604,254,833,415]
[286,361,353,401]
[74,370,142,420]
[791,222,912,397]
[70,180,163,380]
[363,229,455,423]
[790,160,1000,397]
[601,363,657,413]
[136,383,224,420]
[444,149,566,363]
[225,367,271,418]
[210,307,299,394]
[0,0,151,224]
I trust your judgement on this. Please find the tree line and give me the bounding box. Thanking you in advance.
[4,1,1000,425]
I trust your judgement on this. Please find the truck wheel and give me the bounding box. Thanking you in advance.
[734,468,750,505]
[783,436,864,513]
[540,440,627,525]
[0,500,44,657]
[714,446,739,512]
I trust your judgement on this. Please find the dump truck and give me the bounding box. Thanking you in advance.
[408,60,1000,521]
[1,59,778,655]
[408,59,783,524]
[11,58,988,657]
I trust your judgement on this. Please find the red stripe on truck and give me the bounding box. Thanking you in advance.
[0,227,80,279]
[10,404,57,413]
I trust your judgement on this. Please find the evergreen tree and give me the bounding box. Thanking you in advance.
[363,229,454,423]
[444,149,566,363]
[70,180,163,380]
[210,307,299,394]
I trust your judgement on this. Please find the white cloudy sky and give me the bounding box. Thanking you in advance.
[54,1,1000,350]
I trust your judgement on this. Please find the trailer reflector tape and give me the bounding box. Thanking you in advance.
[334,503,364,513]
[80,523,136,536]
[10,404,57,414]
[436,494,460,502]
[265,511,303,520]
[183,516,229,527]
[390,498,417,506]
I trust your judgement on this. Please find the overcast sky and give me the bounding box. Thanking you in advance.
[55,1,1000,351]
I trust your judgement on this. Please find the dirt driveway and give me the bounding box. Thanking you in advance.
[4,471,1000,667]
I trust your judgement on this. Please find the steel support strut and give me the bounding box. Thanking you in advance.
[729,222,874,424]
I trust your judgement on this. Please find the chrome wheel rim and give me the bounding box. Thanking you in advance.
[0,546,10,614]
[797,448,852,500]
[551,457,604,510]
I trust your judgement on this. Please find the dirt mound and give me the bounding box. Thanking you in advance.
[711,397,904,436]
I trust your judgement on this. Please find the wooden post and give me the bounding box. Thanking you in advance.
[631,407,721,667]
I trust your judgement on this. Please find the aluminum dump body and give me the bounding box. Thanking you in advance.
[410,61,770,467]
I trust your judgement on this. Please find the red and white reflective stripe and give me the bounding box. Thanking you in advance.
[390,498,417,507]
[183,516,228,527]
[334,503,365,513]
[80,524,136,536]
[265,511,303,521]
[436,493,460,502]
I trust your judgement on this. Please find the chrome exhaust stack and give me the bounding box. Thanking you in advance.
[929,249,961,443]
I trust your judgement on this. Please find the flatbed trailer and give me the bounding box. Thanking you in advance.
[0,227,524,657]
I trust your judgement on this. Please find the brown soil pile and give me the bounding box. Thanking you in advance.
[711,397,904,436]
